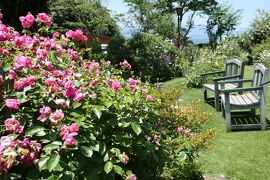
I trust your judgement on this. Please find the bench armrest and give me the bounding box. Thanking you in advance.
[217,79,253,85]
[220,86,263,93]
[200,70,225,77]
[213,75,240,82]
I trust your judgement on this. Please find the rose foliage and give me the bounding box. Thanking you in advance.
[0,11,162,179]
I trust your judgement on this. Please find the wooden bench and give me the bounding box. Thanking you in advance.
[201,59,244,111]
[220,64,269,132]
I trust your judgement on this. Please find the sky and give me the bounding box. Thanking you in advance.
[102,0,270,43]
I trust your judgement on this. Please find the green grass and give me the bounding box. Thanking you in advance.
[161,65,270,180]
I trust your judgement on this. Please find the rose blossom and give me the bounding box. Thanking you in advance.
[8,69,18,80]
[50,109,64,126]
[37,13,52,27]
[5,99,21,110]
[5,118,24,134]
[19,12,35,29]
[74,92,85,102]
[146,95,154,102]
[13,56,32,70]
[121,59,131,70]
[36,49,47,60]
[60,123,79,146]
[177,127,183,134]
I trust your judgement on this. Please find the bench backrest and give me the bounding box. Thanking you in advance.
[252,63,269,97]
[224,59,245,78]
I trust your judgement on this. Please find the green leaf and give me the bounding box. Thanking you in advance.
[62,171,75,180]
[81,146,93,157]
[25,126,45,136]
[179,151,187,161]
[93,108,102,119]
[36,130,46,137]
[99,142,106,155]
[73,101,81,109]
[44,144,60,154]
[47,175,59,180]
[47,155,60,172]
[114,165,124,176]
[131,122,142,135]
[38,156,50,170]
[104,161,113,174]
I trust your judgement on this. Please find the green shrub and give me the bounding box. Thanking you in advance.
[185,48,225,88]
[240,10,270,52]
[257,50,270,67]
[252,37,270,59]
[156,89,215,179]
[127,32,184,82]
[216,36,248,63]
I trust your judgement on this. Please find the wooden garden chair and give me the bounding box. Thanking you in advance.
[219,64,269,132]
[201,59,245,111]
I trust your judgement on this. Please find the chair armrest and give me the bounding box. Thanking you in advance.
[260,81,270,86]
[200,70,225,77]
[213,75,240,82]
[217,79,253,85]
[220,86,263,93]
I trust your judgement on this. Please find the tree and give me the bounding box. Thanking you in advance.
[124,0,176,39]
[48,0,120,36]
[156,0,217,41]
[206,3,241,48]
[0,0,48,31]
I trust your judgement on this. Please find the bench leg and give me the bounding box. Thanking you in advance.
[203,88,207,102]
[224,95,232,132]
[214,89,220,111]
[221,103,225,118]
[260,105,266,131]
[251,109,256,116]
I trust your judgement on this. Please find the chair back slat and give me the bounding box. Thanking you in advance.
[224,59,244,78]
[252,64,269,96]
[224,59,245,86]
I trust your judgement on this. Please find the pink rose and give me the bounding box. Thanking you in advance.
[63,135,76,146]
[69,123,79,132]
[55,99,70,108]
[50,109,64,126]
[19,12,35,29]
[177,127,183,134]
[121,59,131,70]
[107,79,122,91]
[60,123,79,146]
[5,118,24,134]
[37,49,47,60]
[5,99,21,110]
[74,92,84,102]
[37,13,52,27]
[8,69,18,80]
[13,56,32,70]
[146,95,154,102]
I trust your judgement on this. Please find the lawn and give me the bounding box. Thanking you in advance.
[161,65,270,180]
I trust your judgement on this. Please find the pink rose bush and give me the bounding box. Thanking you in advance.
[0,12,160,179]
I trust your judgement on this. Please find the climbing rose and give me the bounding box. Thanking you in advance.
[37,106,52,122]
[5,118,24,134]
[19,12,35,29]
[5,99,21,110]
[37,13,52,27]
